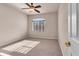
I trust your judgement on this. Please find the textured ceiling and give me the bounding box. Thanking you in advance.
[11,3,59,15]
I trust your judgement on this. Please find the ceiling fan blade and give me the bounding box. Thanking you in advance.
[34,9,40,13]
[31,3,33,6]
[22,8,30,9]
[35,5,41,8]
[25,3,31,7]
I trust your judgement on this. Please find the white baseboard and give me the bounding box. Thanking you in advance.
[28,34,58,40]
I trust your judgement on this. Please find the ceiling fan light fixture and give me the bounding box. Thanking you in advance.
[29,9,34,12]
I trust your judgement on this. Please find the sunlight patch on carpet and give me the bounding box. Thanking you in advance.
[2,40,40,54]
[0,53,11,56]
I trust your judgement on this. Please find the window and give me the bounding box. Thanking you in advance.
[32,18,46,32]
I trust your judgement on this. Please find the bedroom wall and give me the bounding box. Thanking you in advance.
[28,13,58,39]
[0,4,28,47]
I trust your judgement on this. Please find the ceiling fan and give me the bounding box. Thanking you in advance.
[22,3,41,13]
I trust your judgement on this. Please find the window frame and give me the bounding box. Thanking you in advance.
[32,18,46,32]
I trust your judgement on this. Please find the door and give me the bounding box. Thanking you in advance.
[68,3,79,56]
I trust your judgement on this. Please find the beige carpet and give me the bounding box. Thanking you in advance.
[2,40,40,54]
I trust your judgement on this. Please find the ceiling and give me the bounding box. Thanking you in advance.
[11,3,59,15]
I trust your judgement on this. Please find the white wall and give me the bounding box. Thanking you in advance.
[58,4,70,55]
[28,13,58,39]
[0,4,28,47]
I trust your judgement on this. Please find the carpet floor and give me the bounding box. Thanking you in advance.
[0,38,62,56]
